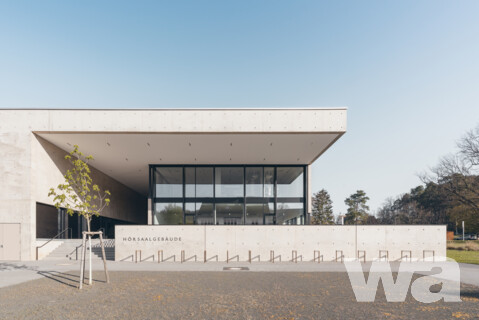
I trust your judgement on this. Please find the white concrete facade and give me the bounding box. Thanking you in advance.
[0,108,346,261]
[115,225,447,262]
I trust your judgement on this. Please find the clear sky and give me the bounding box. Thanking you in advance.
[1,1,478,215]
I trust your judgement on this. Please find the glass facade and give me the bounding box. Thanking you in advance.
[150,165,306,225]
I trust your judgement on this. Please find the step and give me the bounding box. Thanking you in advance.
[42,239,116,261]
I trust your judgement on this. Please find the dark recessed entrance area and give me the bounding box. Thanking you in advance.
[36,202,132,239]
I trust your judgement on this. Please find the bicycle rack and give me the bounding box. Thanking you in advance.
[270,250,281,263]
[157,250,176,262]
[313,250,321,263]
[135,250,141,263]
[401,250,412,262]
[335,250,344,263]
[379,250,389,262]
[423,250,435,262]
[226,250,239,263]
[357,250,366,262]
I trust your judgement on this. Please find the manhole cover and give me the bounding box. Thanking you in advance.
[223,267,249,271]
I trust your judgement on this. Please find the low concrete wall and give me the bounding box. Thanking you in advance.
[34,239,63,260]
[115,225,446,262]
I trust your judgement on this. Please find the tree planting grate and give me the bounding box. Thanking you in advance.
[223,267,249,271]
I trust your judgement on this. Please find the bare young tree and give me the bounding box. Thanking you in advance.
[48,145,111,232]
[421,125,479,214]
[458,125,479,166]
[48,145,111,288]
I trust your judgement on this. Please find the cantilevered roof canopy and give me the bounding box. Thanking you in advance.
[5,108,347,195]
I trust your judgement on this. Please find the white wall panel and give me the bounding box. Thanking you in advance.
[115,225,446,262]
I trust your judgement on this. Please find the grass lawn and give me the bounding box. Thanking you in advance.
[447,249,479,265]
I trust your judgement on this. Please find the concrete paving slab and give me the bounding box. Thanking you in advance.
[1,260,477,288]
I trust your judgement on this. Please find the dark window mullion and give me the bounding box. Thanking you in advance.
[182,167,185,224]
[213,166,216,224]
[274,167,277,225]
[154,198,185,202]
[243,166,246,224]
[303,165,307,225]
[194,167,197,220]
[152,166,156,224]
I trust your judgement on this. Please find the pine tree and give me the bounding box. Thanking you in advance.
[311,189,334,225]
[344,190,370,224]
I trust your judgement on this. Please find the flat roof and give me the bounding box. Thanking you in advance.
[1,108,347,195]
[0,107,347,111]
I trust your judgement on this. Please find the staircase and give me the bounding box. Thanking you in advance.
[43,239,115,261]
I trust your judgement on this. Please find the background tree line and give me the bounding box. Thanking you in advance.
[311,124,479,233]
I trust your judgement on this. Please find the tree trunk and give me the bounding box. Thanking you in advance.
[88,234,92,285]
[86,216,92,285]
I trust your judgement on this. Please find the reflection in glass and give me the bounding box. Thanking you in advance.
[276,202,304,225]
[264,202,275,225]
[215,167,244,197]
[155,167,183,198]
[216,203,244,225]
[264,167,274,197]
[185,202,195,215]
[185,167,195,197]
[196,202,214,225]
[184,202,195,224]
[154,202,183,225]
[246,167,263,197]
[196,167,214,197]
[152,165,306,225]
[277,167,304,198]
[245,203,262,225]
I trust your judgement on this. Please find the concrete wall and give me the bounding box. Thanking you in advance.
[33,136,147,224]
[115,225,447,262]
[34,239,63,260]
[0,127,35,260]
[0,108,347,133]
[0,130,146,260]
[0,108,346,260]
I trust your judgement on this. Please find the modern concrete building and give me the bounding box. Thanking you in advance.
[0,108,348,261]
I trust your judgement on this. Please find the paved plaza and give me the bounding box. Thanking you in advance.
[0,261,479,319]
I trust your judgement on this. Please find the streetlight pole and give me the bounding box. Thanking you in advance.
[462,221,465,241]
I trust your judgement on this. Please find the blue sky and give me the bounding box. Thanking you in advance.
[1,1,478,214]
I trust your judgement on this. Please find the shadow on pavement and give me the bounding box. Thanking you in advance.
[460,289,479,300]
[37,271,106,288]
[0,263,38,271]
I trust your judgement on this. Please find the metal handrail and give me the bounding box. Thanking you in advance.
[36,228,72,260]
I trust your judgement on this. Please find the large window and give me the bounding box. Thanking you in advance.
[276,202,304,225]
[151,165,306,225]
[215,167,244,198]
[155,167,183,198]
[246,167,263,197]
[196,167,214,197]
[153,202,183,225]
[277,167,304,198]
[216,203,244,225]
